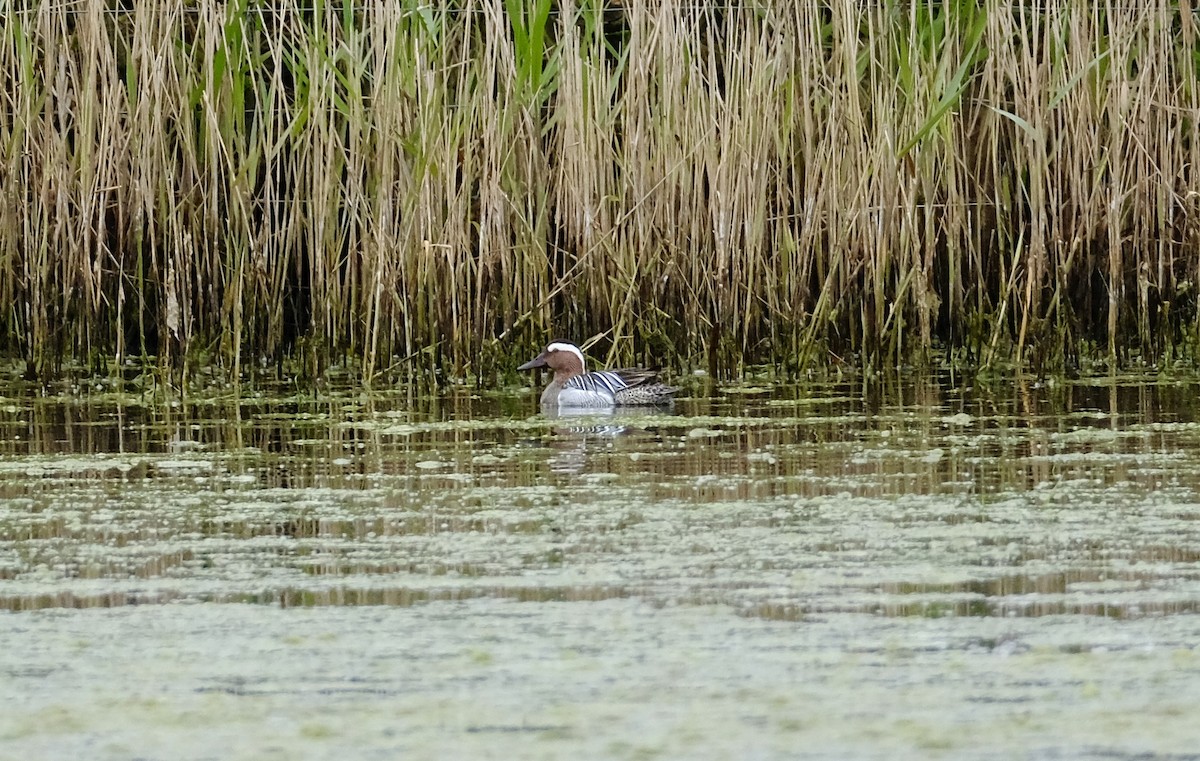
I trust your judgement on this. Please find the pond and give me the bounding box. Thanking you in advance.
[3,374,1200,759]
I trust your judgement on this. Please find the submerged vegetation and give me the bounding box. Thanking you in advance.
[1,1,1198,383]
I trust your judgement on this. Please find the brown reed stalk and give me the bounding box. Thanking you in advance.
[0,0,1196,384]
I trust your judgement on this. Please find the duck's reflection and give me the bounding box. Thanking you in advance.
[540,404,677,474]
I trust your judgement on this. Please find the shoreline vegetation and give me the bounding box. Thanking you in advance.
[3,1,1198,385]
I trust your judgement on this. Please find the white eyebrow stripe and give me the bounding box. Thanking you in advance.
[546,342,586,369]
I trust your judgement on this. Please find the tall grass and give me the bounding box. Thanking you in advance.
[1,0,1197,383]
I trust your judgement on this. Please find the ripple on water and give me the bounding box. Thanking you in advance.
[3,378,1200,757]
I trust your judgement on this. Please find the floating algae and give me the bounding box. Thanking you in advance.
[2,376,1200,759]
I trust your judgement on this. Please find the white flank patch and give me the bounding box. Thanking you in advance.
[546,341,586,369]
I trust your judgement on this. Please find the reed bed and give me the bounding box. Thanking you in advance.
[1,0,1197,383]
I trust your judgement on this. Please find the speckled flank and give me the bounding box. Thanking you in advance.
[612,382,678,405]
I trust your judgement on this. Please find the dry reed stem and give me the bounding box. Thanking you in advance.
[0,1,1196,382]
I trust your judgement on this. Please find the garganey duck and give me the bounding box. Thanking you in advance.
[518,341,678,408]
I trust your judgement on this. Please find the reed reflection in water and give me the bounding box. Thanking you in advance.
[1,376,1199,618]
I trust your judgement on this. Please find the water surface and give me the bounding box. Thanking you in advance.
[3,375,1200,759]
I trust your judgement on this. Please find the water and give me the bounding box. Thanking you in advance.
[3,375,1200,760]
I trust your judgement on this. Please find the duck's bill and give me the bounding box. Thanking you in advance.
[517,354,547,371]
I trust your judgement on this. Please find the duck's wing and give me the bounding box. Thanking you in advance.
[563,368,664,394]
[610,368,678,405]
[563,370,633,395]
[610,368,659,389]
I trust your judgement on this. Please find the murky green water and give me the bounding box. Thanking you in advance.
[3,375,1200,760]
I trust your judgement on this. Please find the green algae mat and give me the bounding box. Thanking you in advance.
[3,376,1200,759]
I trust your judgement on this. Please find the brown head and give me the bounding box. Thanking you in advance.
[517,341,587,383]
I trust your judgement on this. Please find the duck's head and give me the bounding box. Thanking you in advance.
[518,341,586,377]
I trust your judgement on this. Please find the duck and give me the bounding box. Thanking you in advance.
[518,341,678,408]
